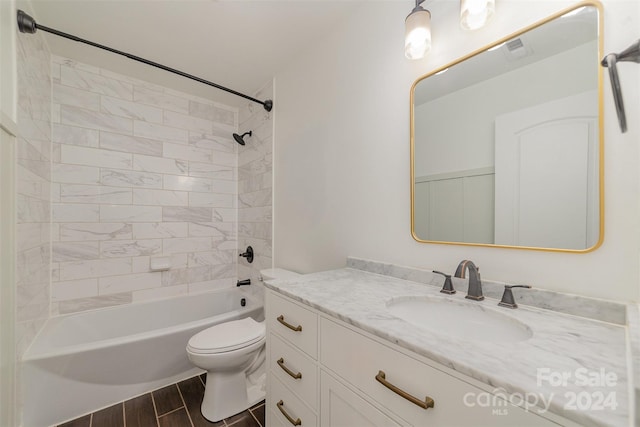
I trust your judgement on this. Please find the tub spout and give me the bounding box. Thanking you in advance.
[237,279,251,287]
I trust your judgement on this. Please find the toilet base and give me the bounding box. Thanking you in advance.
[200,368,266,422]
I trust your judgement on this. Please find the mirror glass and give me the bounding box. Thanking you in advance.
[411,4,602,252]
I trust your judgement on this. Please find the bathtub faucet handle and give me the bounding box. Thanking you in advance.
[239,246,254,263]
[237,279,251,287]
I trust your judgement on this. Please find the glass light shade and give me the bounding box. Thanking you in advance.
[460,0,495,30]
[405,8,431,60]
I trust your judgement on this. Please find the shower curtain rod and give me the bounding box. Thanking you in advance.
[16,10,273,112]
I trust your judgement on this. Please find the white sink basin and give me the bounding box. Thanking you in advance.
[386,296,533,343]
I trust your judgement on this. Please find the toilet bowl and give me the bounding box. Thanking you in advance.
[186,317,266,422]
[186,268,300,422]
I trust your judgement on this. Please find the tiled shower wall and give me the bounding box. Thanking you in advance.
[50,56,240,315]
[237,83,273,291]
[16,23,52,357]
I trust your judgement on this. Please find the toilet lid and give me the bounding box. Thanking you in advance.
[187,317,265,354]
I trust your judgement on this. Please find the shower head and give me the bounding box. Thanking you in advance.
[233,131,252,146]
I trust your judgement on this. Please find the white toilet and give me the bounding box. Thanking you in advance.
[186,268,299,422]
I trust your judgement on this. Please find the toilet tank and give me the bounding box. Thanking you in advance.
[260,268,300,282]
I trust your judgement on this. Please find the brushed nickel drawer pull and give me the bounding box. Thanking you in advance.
[277,399,302,426]
[277,357,302,379]
[375,370,435,410]
[277,315,302,332]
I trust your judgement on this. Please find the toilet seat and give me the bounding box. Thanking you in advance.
[187,317,265,355]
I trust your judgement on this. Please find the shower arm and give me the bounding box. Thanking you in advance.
[16,10,273,112]
[601,39,640,133]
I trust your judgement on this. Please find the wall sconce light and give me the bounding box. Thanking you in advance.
[460,0,495,30]
[405,0,431,60]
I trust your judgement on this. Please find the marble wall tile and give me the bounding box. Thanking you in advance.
[212,208,236,223]
[60,184,132,204]
[52,242,100,262]
[188,277,235,294]
[52,124,99,147]
[52,164,100,185]
[59,258,132,281]
[100,205,162,222]
[189,162,235,180]
[101,96,163,123]
[211,179,236,195]
[16,195,50,223]
[211,149,236,167]
[188,250,235,267]
[53,203,100,222]
[100,133,163,156]
[189,192,235,208]
[189,220,234,236]
[239,206,272,223]
[132,222,189,239]
[164,110,212,133]
[51,278,99,302]
[61,66,133,100]
[212,235,237,251]
[50,56,241,315]
[100,239,163,258]
[239,188,272,208]
[238,222,272,240]
[237,82,273,285]
[61,145,132,169]
[162,268,189,286]
[61,105,133,134]
[134,120,188,143]
[162,206,213,222]
[163,175,212,192]
[16,223,50,252]
[56,292,132,315]
[134,86,190,114]
[163,237,212,254]
[100,168,163,189]
[133,154,188,175]
[132,284,188,303]
[53,83,100,111]
[163,141,213,163]
[133,189,189,206]
[189,133,235,153]
[59,223,133,241]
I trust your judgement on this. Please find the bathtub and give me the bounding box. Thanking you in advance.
[22,288,263,427]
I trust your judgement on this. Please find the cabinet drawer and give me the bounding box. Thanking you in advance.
[267,291,318,358]
[269,332,318,410]
[321,370,401,427]
[270,375,318,427]
[320,317,558,427]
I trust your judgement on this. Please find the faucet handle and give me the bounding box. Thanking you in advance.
[498,285,531,309]
[433,271,456,295]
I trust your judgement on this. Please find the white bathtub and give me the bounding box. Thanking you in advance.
[22,288,263,427]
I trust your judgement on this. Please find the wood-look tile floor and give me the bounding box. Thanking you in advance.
[57,374,265,427]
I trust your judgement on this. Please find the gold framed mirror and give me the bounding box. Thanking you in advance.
[410,2,603,252]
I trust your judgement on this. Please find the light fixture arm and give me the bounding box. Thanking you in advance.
[16,10,273,112]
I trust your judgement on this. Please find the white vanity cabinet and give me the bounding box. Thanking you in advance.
[266,291,319,427]
[266,290,573,427]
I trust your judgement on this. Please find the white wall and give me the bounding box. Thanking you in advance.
[274,0,640,302]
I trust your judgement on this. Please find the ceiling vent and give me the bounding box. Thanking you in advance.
[502,37,532,61]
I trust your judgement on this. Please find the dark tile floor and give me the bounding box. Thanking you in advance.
[57,374,265,427]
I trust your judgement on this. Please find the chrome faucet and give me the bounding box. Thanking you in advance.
[454,260,484,301]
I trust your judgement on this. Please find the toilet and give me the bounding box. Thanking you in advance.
[186,268,299,422]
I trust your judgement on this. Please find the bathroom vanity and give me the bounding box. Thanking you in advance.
[263,261,630,427]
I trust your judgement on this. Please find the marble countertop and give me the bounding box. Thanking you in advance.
[264,268,630,427]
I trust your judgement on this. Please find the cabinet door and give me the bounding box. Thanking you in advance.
[321,371,401,427]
